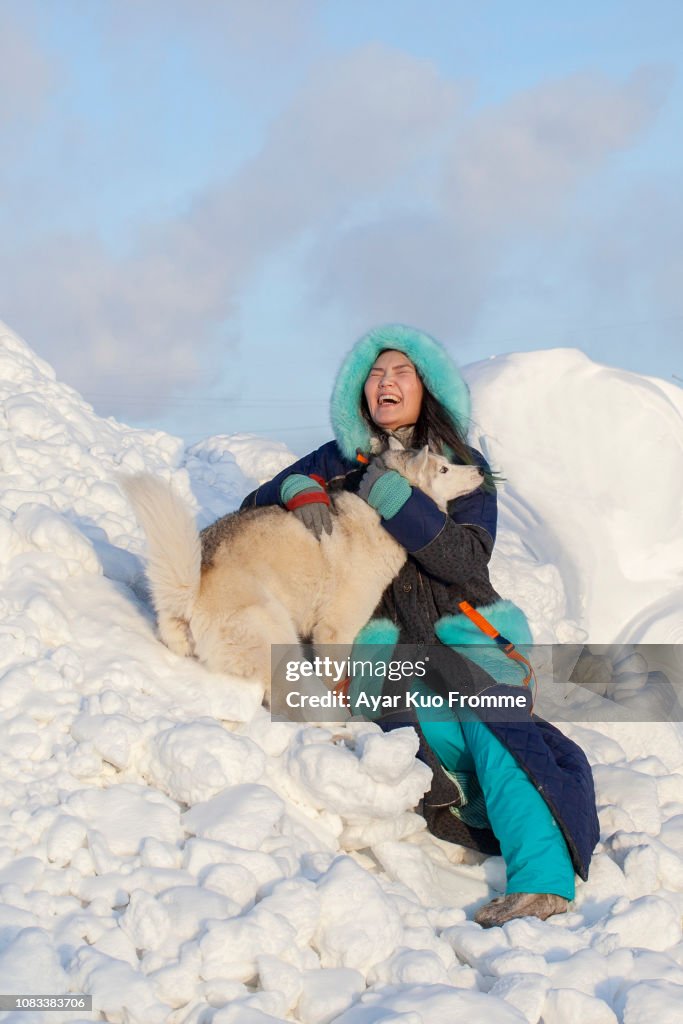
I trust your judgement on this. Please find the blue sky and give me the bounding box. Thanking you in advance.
[1,0,681,453]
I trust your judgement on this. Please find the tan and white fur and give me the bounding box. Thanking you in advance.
[121,440,483,703]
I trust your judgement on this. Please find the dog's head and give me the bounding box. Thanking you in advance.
[380,437,484,511]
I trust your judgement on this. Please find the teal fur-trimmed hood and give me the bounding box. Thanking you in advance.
[331,324,471,461]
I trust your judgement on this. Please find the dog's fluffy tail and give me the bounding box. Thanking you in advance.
[120,473,201,656]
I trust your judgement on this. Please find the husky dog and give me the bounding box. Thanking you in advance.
[121,441,483,703]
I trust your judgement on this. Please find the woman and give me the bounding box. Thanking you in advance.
[241,323,599,927]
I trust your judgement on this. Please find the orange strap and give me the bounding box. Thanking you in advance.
[457,600,500,639]
[332,677,350,699]
[457,600,537,697]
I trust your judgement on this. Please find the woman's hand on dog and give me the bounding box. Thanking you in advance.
[291,502,334,540]
[280,473,334,540]
[357,460,391,502]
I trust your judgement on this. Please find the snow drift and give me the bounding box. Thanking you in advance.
[1,320,682,1024]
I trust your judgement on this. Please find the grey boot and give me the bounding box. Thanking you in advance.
[474,892,569,928]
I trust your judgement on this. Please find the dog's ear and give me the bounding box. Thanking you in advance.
[412,445,430,472]
[387,435,405,451]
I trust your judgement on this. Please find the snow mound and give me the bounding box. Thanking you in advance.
[465,347,683,643]
[1,321,683,1023]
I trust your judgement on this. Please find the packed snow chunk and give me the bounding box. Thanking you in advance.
[372,838,480,908]
[0,904,39,949]
[623,980,683,1024]
[70,713,143,770]
[182,784,285,848]
[371,948,452,986]
[257,955,303,1016]
[595,895,682,952]
[148,944,202,1009]
[145,720,266,804]
[71,946,168,1024]
[0,513,28,567]
[488,947,550,979]
[593,765,662,835]
[442,921,510,971]
[621,844,661,899]
[198,673,264,724]
[543,987,618,1024]
[355,728,422,784]
[0,326,56,381]
[139,837,182,869]
[157,885,240,949]
[3,393,60,441]
[191,433,296,488]
[21,593,71,648]
[297,967,364,1024]
[285,726,430,820]
[257,878,321,946]
[183,838,283,892]
[314,856,403,971]
[200,906,298,983]
[211,1006,290,1024]
[13,504,100,575]
[45,814,88,867]
[489,973,550,1024]
[548,944,618,999]
[118,889,171,951]
[572,854,628,922]
[659,814,683,853]
[200,863,261,911]
[594,722,683,773]
[0,927,69,995]
[65,784,181,856]
[503,916,586,958]
[341,810,425,850]
[332,982,528,1023]
[0,857,45,892]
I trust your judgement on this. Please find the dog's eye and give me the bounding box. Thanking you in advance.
[439,466,449,474]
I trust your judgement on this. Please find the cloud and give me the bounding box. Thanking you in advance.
[571,176,683,372]
[0,44,460,416]
[181,43,461,251]
[308,213,488,343]
[441,68,668,235]
[0,232,231,416]
[0,12,57,127]
[307,69,668,344]
[105,0,317,61]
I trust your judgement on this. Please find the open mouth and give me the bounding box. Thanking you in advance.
[378,394,400,406]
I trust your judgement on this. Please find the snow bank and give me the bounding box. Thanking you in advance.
[1,320,682,1023]
[464,347,683,643]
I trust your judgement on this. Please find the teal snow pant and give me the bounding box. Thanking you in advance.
[420,714,576,899]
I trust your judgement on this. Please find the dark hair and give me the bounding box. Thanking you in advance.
[360,352,498,491]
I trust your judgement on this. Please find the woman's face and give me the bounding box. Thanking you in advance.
[363,349,424,431]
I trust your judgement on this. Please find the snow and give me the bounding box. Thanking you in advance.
[0,319,682,1023]
[465,348,683,644]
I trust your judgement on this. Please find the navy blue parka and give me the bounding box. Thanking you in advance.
[241,324,599,880]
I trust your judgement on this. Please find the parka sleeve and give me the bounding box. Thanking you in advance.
[239,441,355,510]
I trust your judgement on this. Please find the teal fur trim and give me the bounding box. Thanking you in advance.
[331,324,472,461]
[367,470,412,519]
[435,599,533,688]
[280,473,323,504]
[349,618,400,718]
[353,619,400,646]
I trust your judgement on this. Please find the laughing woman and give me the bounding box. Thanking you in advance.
[241,324,599,927]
